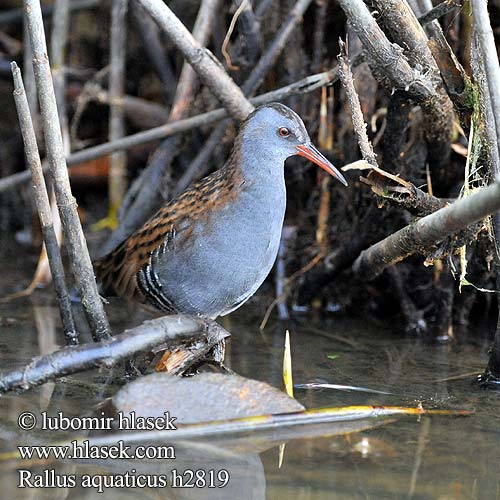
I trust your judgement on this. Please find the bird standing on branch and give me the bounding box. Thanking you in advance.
[94,103,348,319]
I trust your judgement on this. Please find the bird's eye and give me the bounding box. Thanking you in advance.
[279,127,290,137]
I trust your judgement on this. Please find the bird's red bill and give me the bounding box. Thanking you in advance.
[296,144,348,186]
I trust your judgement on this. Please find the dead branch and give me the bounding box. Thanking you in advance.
[471,0,500,384]
[0,316,230,394]
[137,0,253,120]
[92,92,167,129]
[472,0,500,152]
[418,0,460,26]
[130,2,177,101]
[337,0,434,100]
[337,39,377,166]
[104,0,221,254]
[0,68,337,194]
[50,0,70,151]
[352,180,500,280]
[337,40,446,218]
[170,0,221,122]
[22,10,38,135]
[0,0,99,25]
[11,62,77,343]
[371,0,443,78]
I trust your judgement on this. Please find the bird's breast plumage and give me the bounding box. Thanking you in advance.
[149,169,287,318]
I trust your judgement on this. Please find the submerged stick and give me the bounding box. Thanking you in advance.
[11,62,77,344]
[24,0,110,340]
[353,180,500,280]
[0,316,229,394]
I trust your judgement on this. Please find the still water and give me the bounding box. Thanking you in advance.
[0,266,499,499]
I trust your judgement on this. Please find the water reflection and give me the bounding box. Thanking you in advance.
[0,289,499,499]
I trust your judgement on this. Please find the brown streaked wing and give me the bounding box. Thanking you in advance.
[94,162,243,304]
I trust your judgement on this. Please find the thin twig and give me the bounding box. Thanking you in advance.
[337,39,377,166]
[24,0,110,340]
[104,0,221,253]
[221,0,248,70]
[11,62,77,345]
[137,0,253,120]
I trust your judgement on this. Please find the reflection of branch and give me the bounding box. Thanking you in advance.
[353,181,500,280]
[0,316,229,394]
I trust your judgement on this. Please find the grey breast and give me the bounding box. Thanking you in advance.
[152,174,286,318]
